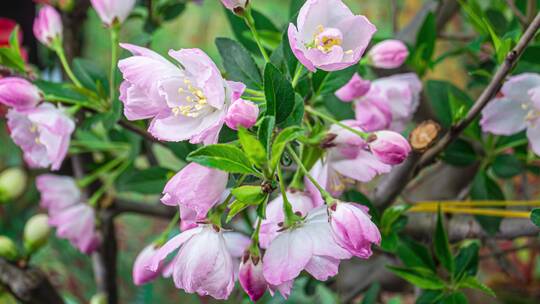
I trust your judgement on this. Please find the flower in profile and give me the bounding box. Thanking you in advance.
[367,39,409,69]
[335,73,371,102]
[36,174,101,254]
[224,98,259,130]
[220,0,248,13]
[368,131,411,165]
[239,252,293,301]
[329,202,380,258]
[7,103,74,170]
[33,5,63,47]
[149,225,249,300]
[288,0,376,71]
[133,244,162,286]
[480,73,540,155]
[90,0,136,26]
[161,163,228,230]
[0,77,42,110]
[118,44,244,144]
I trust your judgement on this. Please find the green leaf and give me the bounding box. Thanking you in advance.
[454,241,479,280]
[73,58,109,95]
[279,93,305,127]
[323,94,355,120]
[457,276,496,297]
[411,12,436,74]
[435,208,455,274]
[187,144,258,175]
[530,208,540,227]
[225,9,278,58]
[264,63,295,123]
[216,37,262,89]
[238,128,267,168]
[257,116,275,155]
[155,0,186,21]
[470,171,505,234]
[312,65,357,97]
[441,292,468,304]
[361,283,380,304]
[397,237,436,271]
[166,142,198,161]
[386,266,446,290]
[442,139,477,167]
[227,186,266,222]
[416,290,444,304]
[270,126,303,170]
[491,154,523,179]
[426,80,474,128]
[116,167,169,194]
[381,205,411,235]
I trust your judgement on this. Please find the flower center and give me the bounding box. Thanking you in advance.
[172,78,210,118]
[523,103,540,122]
[311,25,343,53]
[28,124,41,144]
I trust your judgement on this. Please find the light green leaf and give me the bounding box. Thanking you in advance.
[187,144,258,175]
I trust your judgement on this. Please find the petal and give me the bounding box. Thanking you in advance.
[148,227,201,271]
[223,232,250,258]
[332,150,392,183]
[304,256,340,281]
[501,73,540,102]
[288,24,316,72]
[527,120,540,156]
[480,97,527,135]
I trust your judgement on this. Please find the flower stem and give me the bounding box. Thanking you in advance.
[53,40,82,88]
[244,9,270,63]
[305,106,370,140]
[244,88,265,97]
[109,25,120,103]
[277,164,299,226]
[291,64,304,88]
[77,157,125,188]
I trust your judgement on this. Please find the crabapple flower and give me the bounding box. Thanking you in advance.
[118,43,243,144]
[220,0,248,12]
[149,225,249,300]
[48,203,100,254]
[7,103,74,170]
[239,253,293,301]
[0,77,41,110]
[224,98,259,130]
[480,73,540,155]
[329,202,381,258]
[262,206,352,286]
[36,174,80,214]
[90,0,136,26]
[161,163,228,230]
[133,244,162,285]
[335,73,371,102]
[367,40,409,69]
[348,73,422,132]
[288,0,376,72]
[306,121,391,200]
[33,5,63,47]
[368,131,411,165]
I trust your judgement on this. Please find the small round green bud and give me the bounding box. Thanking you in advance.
[0,236,18,261]
[23,214,50,254]
[0,167,27,203]
[90,293,107,304]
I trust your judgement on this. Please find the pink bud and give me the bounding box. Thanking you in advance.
[239,254,268,302]
[0,77,41,110]
[220,0,249,12]
[33,5,63,47]
[367,40,409,69]
[335,73,371,102]
[133,244,161,286]
[90,0,136,26]
[369,131,411,165]
[224,99,259,130]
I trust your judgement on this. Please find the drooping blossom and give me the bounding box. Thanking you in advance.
[133,244,162,285]
[7,103,74,170]
[306,121,391,201]
[262,206,352,287]
[288,0,376,72]
[220,0,248,12]
[367,39,409,69]
[118,43,244,144]
[33,5,63,47]
[90,0,136,26]
[480,73,540,155]
[161,163,228,230]
[329,202,380,258]
[368,130,411,165]
[0,77,42,110]
[335,73,371,102]
[36,174,101,254]
[149,225,249,300]
[224,98,259,130]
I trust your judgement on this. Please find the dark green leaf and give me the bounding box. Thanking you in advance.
[257,116,275,155]
[279,93,305,127]
[216,37,262,89]
[492,154,523,179]
[312,65,356,97]
[454,242,479,280]
[264,63,295,123]
[116,167,169,194]
[441,292,468,304]
[457,276,496,297]
[73,58,109,95]
[166,142,198,161]
[238,127,267,168]
[270,126,303,170]
[530,208,540,227]
[361,283,380,304]
[187,144,258,175]
[435,208,455,274]
[225,9,278,58]
[426,80,474,128]
[442,139,477,167]
[323,94,355,120]
[397,237,436,271]
[470,171,505,234]
[386,266,446,290]
[416,290,444,304]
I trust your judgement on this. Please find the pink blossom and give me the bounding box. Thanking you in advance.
[161,163,228,230]
[335,73,371,102]
[239,253,293,301]
[7,103,74,170]
[367,40,409,69]
[369,130,411,165]
[149,225,249,300]
[133,244,162,285]
[288,0,376,72]
[220,0,248,11]
[0,77,41,110]
[354,93,393,132]
[48,203,100,254]
[90,0,136,26]
[480,73,540,155]
[118,44,243,144]
[262,206,352,286]
[224,98,259,130]
[329,202,380,258]
[33,5,62,47]
[36,174,80,214]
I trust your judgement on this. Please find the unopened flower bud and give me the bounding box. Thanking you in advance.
[335,73,371,102]
[33,5,63,48]
[220,0,249,14]
[0,236,18,261]
[90,0,136,26]
[0,77,42,110]
[239,252,267,302]
[23,214,50,254]
[224,98,259,130]
[0,167,27,202]
[367,40,409,69]
[369,131,411,165]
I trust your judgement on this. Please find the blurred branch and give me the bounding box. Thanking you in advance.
[93,210,118,304]
[0,258,64,304]
[506,0,529,27]
[391,0,400,33]
[438,32,475,41]
[118,120,166,147]
[113,199,176,219]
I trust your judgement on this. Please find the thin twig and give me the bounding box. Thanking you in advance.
[113,199,176,219]
[506,0,529,27]
[118,120,167,147]
[391,0,400,34]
